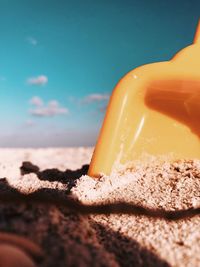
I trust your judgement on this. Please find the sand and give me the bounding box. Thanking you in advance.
[0,148,199,267]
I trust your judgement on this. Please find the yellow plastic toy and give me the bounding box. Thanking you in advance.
[88,20,200,178]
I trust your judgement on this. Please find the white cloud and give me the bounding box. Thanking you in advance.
[29,97,68,117]
[27,75,48,86]
[30,96,43,107]
[82,93,110,104]
[27,36,38,46]
[48,100,59,108]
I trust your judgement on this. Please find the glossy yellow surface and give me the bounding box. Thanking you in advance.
[88,20,200,178]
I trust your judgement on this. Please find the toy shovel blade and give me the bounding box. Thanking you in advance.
[88,20,200,178]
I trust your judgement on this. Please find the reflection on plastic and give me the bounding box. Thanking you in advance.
[146,80,200,138]
[88,20,200,178]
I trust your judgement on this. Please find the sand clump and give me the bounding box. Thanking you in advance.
[0,148,199,266]
[72,159,200,267]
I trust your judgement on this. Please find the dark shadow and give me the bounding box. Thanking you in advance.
[145,79,200,138]
[0,178,69,202]
[0,178,171,267]
[0,178,20,194]
[92,222,170,267]
[20,161,89,190]
[0,179,72,266]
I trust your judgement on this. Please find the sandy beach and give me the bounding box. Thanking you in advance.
[0,148,199,267]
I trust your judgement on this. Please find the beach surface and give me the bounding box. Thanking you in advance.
[0,148,199,267]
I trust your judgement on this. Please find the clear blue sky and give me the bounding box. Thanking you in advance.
[0,0,199,147]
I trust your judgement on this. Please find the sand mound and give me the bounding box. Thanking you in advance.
[0,148,199,267]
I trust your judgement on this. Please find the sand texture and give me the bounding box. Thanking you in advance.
[0,148,199,267]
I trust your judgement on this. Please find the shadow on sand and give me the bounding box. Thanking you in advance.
[20,161,89,191]
[0,178,170,267]
[0,171,171,267]
[92,221,170,267]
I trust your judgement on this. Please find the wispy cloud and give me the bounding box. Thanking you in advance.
[29,97,68,117]
[83,93,110,103]
[27,75,48,86]
[77,93,110,114]
[27,36,38,46]
[81,93,110,104]
[30,96,43,106]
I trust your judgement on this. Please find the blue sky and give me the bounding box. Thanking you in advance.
[0,0,199,147]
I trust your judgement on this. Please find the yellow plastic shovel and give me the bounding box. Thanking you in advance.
[88,20,200,178]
